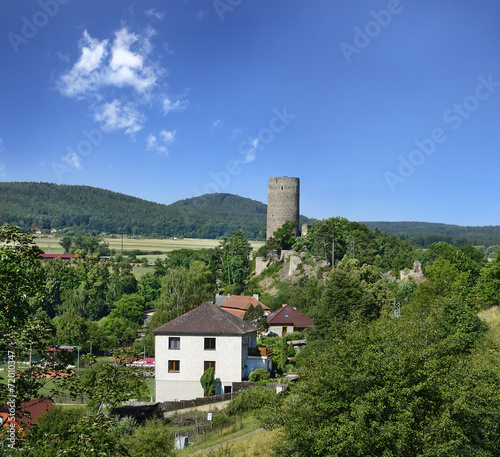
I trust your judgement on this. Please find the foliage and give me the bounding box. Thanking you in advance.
[267,302,500,457]
[219,230,253,294]
[0,224,42,329]
[475,249,500,308]
[111,415,138,439]
[243,304,269,332]
[60,233,111,255]
[248,368,270,383]
[0,182,289,239]
[118,418,174,457]
[226,389,279,416]
[309,259,386,340]
[200,367,216,397]
[62,348,147,413]
[364,220,500,248]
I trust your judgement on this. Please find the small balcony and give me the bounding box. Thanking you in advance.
[248,346,273,357]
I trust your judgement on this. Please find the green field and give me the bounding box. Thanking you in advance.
[34,235,264,255]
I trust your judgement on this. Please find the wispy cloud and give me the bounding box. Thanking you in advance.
[145,8,165,20]
[196,10,207,22]
[146,129,176,156]
[242,138,259,163]
[163,96,188,115]
[62,151,82,170]
[231,128,243,139]
[94,100,145,135]
[0,137,4,153]
[211,119,223,129]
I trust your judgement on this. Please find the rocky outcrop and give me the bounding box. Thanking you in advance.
[400,260,426,284]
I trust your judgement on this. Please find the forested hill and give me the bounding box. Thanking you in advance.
[0,182,313,239]
[362,221,500,247]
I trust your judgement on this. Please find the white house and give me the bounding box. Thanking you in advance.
[153,302,272,402]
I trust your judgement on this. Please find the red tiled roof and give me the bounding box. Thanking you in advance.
[267,305,314,328]
[39,254,76,259]
[220,295,270,311]
[152,302,258,335]
[0,399,55,430]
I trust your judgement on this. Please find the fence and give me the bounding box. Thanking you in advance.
[52,393,88,404]
[160,382,288,413]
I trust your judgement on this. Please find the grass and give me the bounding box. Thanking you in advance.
[479,305,500,345]
[176,414,266,456]
[33,235,264,255]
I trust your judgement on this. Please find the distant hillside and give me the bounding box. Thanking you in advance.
[362,221,500,247]
[0,182,310,240]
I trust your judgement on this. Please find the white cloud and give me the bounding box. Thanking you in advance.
[160,130,176,143]
[145,8,164,20]
[162,96,188,115]
[94,100,145,135]
[62,151,82,170]
[196,10,207,22]
[242,138,259,163]
[58,28,159,99]
[211,119,223,129]
[147,129,176,156]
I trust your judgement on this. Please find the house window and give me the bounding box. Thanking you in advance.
[282,326,288,336]
[169,337,180,350]
[204,338,216,350]
[204,361,216,371]
[168,360,180,373]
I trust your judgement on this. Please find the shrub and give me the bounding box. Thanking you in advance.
[248,368,270,383]
[226,388,278,416]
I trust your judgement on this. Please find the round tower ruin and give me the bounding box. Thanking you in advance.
[266,177,300,240]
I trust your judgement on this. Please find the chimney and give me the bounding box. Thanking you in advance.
[253,294,259,301]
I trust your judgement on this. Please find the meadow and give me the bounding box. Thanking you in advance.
[34,235,264,256]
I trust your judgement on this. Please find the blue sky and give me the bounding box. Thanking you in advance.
[1,0,500,226]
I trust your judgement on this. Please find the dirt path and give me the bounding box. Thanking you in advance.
[187,428,265,455]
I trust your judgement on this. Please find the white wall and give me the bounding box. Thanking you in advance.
[155,333,246,402]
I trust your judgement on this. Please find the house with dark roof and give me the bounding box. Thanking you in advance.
[267,305,314,337]
[153,302,272,402]
[218,294,271,320]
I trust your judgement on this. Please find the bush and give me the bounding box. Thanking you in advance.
[248,368,270,383]
[226,388,278,416]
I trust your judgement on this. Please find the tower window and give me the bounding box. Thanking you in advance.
[281,186,284,190]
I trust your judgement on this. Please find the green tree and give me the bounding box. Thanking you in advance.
[219,230,252,293]
[108,293,145,327]
[200,367,215,397]
[243,304,269,332]
[0,225,42,329]
[310,259,384,339]
[264,302,499,457]
[475,249,500,308]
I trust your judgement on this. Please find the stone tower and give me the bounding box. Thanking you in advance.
[266,177,300,239]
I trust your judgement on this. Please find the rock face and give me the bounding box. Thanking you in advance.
[255,257,270,276]
[400,260,426,284]
[288,254,301,276]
